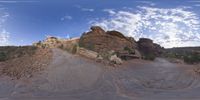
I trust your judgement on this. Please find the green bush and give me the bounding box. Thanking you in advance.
[184,54,200,64]
[0,52,7,62]
[144,53,156,61]
[124,46,132,53]
[71,44,78,54]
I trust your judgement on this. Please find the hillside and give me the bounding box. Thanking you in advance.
[0,46,52,79]
[0,26,199,100]
[0,48,199,100]
[165,47,200,64]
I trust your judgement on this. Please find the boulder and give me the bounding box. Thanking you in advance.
[109,55,123,65]
[138,38,154,54]
[96,55,103,62]
[90,26,106,35]
[137,38,164,59]
[77,47,98,59]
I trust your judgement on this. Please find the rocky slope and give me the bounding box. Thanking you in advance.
[0,47,52,79]
[0,26,199,100]
[0,49,199,100]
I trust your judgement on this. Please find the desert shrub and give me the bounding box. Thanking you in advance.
[184,54,200,64]
[87,44,95,51]
[124,46,132,53]
[144,53,156,61]
[0,46,37,61]
[100,52,110,60]
[0,52,7,62]
[71,44,78,54]
[59,44,64,49]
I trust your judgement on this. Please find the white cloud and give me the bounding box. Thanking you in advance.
[91,7,200,48]
[0,29,10,46]
[103,9,116,15]
[0,10,9,46]
[0,0,38,3]
[61,15,72,21]
[188,1,200,3]
[135,1,156,6]
[75,5,94,12]
[194,4,200,7]
[81,8,94,12]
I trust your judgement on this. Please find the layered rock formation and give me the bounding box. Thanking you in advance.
[33,36,62,48]
[79,26,140,60]
[33,36,80,53]
[33,26,164,61]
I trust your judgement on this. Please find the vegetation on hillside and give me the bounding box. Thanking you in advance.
[0,52,7,61]
[165,47,200,64]
[143,53,156,61]
[0,46,37,62]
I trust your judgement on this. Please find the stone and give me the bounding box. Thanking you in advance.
[77,47,98,59]
[109,55,123,65]
[138,38,164,58]
[96,55,103,62]
[90,26,106,35]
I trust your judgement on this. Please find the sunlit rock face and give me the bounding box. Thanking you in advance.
[33,36,63,48]
[79,26,138,57]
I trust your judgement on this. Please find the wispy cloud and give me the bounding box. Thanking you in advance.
[81,8,94,12]
[91,7,200,48]
[0,29,10,45]
[135,1,156,6]
[0,0,38,3]
[75,5,95,12]
[0,11,10,46]
[103,9,116,15]
[194,4,200,7]
[61,15,72,21]
[188,1,200,3]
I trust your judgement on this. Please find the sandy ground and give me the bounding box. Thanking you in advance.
[0,49,200,100]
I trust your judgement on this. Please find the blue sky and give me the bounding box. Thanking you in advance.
[0,0,200,48]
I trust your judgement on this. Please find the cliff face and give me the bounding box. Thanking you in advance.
[33,26,164,61]
[79,26,138,52]
[79,26,165,60]
[138,38,165,58]
[79,26,140,60]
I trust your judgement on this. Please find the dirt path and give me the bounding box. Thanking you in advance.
[0,49,200,100]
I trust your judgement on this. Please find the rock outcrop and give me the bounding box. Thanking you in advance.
[33,36,62,48]
[33,26,165,62]
[77,47,98,59]
[79,26,139,60]
[137,38,164,59]
[33,36,80,54]
[109,55,123,65]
